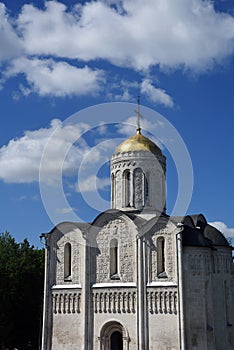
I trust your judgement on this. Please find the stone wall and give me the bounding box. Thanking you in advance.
[111,151,166,212]
[92,288,137,314]
[96,216,136,283]
[42,215,234,350]
[150,226,176,282]
[147,287,177,315]
[183,246,234,350]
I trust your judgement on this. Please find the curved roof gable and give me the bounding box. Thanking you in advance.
[204,224,230,247]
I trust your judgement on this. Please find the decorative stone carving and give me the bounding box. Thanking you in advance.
[111,148,166,212]
[133,168,144,208]
[150,230,174,281]
[96,218,134,283]
[167,237,173,274]
[92,289,136,314]
[56,237,80,284]
[147,288,177,315]
[188,254,205,276]
[52,291,81,314]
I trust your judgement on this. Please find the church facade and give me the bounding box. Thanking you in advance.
[41,126,234,350]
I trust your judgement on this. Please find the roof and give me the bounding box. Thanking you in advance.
[182,226,212,247]
[203,224,230,247]
[44,212,230,249]
[114,129,162,156]
[181,215,230,247]
[167,213,230,248]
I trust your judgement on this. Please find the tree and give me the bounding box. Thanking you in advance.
[0,232,44,350]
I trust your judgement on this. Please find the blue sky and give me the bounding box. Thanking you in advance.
[1,0,234,247]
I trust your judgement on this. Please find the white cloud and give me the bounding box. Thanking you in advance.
[15,0,234,71]
[107,77,173,106]
[77,175,110,192]
[106,78,138,101]
[108,89,135,102]
[0,3,23,60]
[0,119,90,183]
[209,221,234,238]
[116,115,148,137]
[141,79,174,107]
[56,207,75,214]
[96,123,108,135]
[117,115,163,134]
[0,119,116,191]
[17,194,39,201]
[3,57,105,97]
[1,1,234,98]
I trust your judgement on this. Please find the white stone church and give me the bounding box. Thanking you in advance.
[41,121,234,349]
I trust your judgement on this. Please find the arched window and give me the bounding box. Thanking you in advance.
[64,242,72,280]
[115,170,121,208]
[111,173,115,208]
[123,170,131,207]
[145,172,149,206]
[110,239,119,279]
[157,237,166,277]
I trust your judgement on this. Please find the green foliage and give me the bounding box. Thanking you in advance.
[0,232,44,350]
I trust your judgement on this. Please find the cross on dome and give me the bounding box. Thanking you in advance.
[136,95,143,134]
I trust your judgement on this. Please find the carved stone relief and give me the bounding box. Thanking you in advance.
[188,254,203,275]
[56,238,80,284]
[150,230,174,281]
[133,168,143,208]
[147,288,177,315]
[96,218,134,283]
[92,289,136,314]
[52,291,81,314]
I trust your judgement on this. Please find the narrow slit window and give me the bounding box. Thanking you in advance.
[111,173,115,207]
[110,239,119,279]
[123,170,130,207]
[157,237,166,278]
[145,173,149,206]
[64,242,72,280]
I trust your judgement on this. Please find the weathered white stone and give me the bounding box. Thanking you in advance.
[41,131,234,350]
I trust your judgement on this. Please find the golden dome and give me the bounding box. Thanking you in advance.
[115,129,161,155]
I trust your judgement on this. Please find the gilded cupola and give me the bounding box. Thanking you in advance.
[110,99,166,215]
[115,128,162,156]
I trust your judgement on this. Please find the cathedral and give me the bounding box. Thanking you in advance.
[41,115,234,349]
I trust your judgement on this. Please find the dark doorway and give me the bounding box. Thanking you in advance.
[110,331,123,350]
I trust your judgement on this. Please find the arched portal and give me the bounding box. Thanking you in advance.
[99,321,129,350]
[110,331,123,350]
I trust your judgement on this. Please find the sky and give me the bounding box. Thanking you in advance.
[1,0,234,248]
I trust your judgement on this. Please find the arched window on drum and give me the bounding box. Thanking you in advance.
[145,171,149,206]
[123,169,131,207]
[111,173,115,208]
